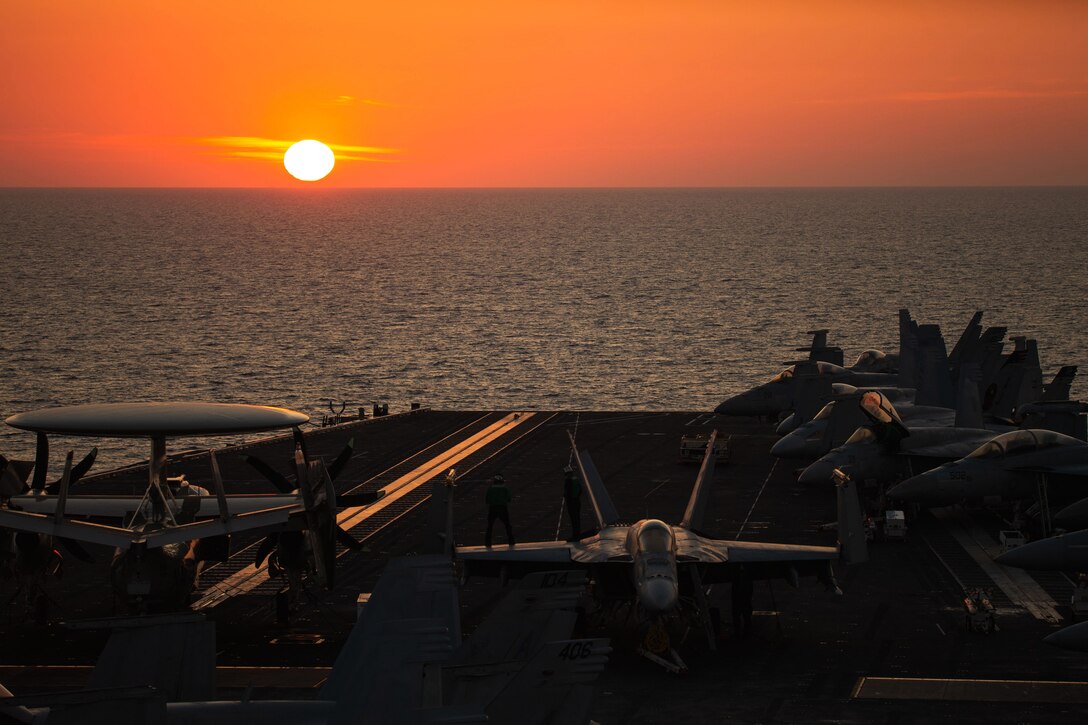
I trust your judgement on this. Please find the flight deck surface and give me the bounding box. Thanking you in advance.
[2,409,1086,723]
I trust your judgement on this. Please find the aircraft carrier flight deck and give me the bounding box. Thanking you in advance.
[2,408,1086,723]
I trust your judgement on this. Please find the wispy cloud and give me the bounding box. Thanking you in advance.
[331,95,394,108]
[884,89,1088,103]
[815,87,1088,105]
[197,136,399,161]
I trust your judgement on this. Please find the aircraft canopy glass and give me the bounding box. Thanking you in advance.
[768,367,794,384]
[860,391,902,424]
[967,429,1085,459]
[638,522,674,553]
[852,350,884,367]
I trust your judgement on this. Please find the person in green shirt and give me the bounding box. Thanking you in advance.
[563,466,582,540]
[484,474,515,546]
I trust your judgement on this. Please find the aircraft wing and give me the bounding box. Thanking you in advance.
[7,493,301,518]
[0,508,136,548]
[457,530,631,577]
[675,529,839,583]
[0,504,297,550]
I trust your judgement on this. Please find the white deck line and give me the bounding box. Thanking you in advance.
[931,508,1062,624]
[192,412,534,609]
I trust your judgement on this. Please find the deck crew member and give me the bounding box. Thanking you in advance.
[563,466,582,540]
[484,475,515,547]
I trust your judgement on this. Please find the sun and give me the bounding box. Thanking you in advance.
[283,139,335,181]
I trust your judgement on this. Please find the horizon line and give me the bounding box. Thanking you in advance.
[2,184,1086,191]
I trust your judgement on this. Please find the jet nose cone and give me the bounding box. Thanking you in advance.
[775,414,797,435]
[888,469,948,503]
[997,530,1087,571]
[771,431,812,459]
[1044,621,1088,652]
[715,394,750,415]
[1055,497,1088,530]
[639,577,678,614]
[799,457,841,486]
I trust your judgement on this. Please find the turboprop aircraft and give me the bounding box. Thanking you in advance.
[0,403,380,612]
[456,430,867,671]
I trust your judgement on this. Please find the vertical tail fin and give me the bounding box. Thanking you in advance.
[914,324,954,407]
[954,363,984,428]
[792,362,834,428]
[834,470,868,565]
[897,309,919,388]
[680,430,717,530]
[567,432,621,528]
[948,311,984,367]
[1043,366,1078,402]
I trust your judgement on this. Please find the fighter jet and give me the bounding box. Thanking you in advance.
[717,309,953,418]
[995,528,1088,571]
[1043,620,1088,652]
[887,428,1088,506]
[456,430,867,667]
[715,360,900,417]
[771,387,959,460]
[793,389,1009,484]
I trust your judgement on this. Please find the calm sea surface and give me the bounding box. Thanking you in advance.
[1,188,1086,468]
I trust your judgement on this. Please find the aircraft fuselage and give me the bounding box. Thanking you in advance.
[623,519,679,615]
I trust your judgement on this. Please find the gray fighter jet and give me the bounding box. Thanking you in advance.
[887,429,1088,505]
[456,430,867,666]
[995,528,1088,571]
[794,390,1007,484]
[717,309,949,418]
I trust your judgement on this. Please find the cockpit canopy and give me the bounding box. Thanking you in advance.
[860,391,903,425]
[637,520,674,554]
[852,349,881,366]
[767,361,847,384]
[967,429,1086,459]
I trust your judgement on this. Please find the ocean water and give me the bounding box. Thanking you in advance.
[1,187,1086,468]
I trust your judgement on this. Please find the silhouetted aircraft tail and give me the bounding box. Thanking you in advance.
[568,431,621,528]
[835,470,868,565]
[680,430,717,531]
[798,329,844,366]
[914,324,954,408]
[954,363,984,428]
[1043,365,1078,401]
[792,361,834,428]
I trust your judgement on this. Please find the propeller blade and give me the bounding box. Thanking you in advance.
[336,490,385,509]
[327,438,355,482]
[255,533,278,567]
[335,525,364,550]
[69,447,98,485]
[47,447,98,493]
[293,427,311,464]
[321,529,337,589]
[59,537,95,563]
[242,455,295,494]
[31,433,48,492]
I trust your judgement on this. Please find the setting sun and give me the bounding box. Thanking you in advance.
[283,140,335,181]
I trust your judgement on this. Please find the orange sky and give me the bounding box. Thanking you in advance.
[1,1,1086,187]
